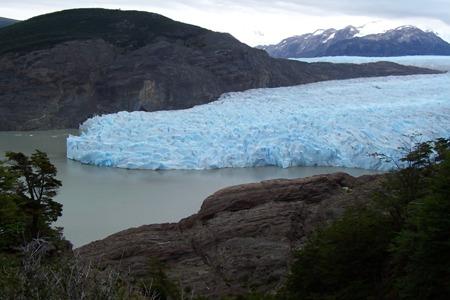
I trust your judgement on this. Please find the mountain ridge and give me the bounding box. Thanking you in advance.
[0,9,441,130]
[258,25,450,58]
[0,17,18,28]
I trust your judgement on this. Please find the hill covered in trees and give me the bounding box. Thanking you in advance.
[0,17,17,28]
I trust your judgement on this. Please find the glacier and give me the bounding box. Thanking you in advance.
[67,57,450,171]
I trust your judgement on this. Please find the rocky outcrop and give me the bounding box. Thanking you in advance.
[259,25,450,58]
[78,172,383,297]
[0,9,440,130]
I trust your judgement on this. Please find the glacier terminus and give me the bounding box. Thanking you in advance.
[67,56,450,171]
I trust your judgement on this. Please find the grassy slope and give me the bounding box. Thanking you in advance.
[0,8,206,55]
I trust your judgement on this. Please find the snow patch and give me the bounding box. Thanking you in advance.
[312,29,325,36]
[395,25,418,31]
[323,32,336,43]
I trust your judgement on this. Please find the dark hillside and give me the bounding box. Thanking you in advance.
[0,9,205,55]
[0,17,17,28]
[0,9,441,130]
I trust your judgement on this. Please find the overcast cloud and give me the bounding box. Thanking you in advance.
[1,0,450,45]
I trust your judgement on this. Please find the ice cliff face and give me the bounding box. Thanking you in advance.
[67,57,450,171]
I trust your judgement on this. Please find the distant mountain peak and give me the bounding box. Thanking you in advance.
[312,29,326,35]
[394,25,420,31]
[257,25,450,58]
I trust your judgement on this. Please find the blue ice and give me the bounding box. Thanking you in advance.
[67,56,450,170]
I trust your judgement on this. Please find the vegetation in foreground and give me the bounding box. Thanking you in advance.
[0,150,64,251]
[1,138,449,299]
[282,138,450,300]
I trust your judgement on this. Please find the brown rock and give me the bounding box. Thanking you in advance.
[77,172,383,297]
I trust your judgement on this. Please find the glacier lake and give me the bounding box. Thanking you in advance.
[0,131,375,246]
[2,56,450,247]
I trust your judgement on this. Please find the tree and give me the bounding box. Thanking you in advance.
[3,150,62,241]
[0,161,26,249]
[373,138,450,229]
[390,149,450,299]
[282,138,450,300]
[283,208,394,300]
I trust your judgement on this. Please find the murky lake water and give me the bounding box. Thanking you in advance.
[0,130,376,246]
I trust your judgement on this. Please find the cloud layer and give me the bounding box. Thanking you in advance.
[2,0,450,45]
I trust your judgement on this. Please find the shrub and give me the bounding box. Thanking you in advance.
[0,239,161,300]
[1,150,64,250]
[282,138,450,300]
[283,208,394,300]
[390,150,450,299]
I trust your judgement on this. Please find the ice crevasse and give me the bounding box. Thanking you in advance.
[67,72,450,171]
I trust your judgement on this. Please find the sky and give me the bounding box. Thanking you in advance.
[1,0,450,46]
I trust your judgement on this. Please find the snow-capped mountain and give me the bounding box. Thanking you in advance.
[258,25,450,58]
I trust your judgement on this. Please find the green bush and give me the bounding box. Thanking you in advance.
[391,151,450,299]
[284,208,394,300]
[1,150,64,249]
[283,138,450,300]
